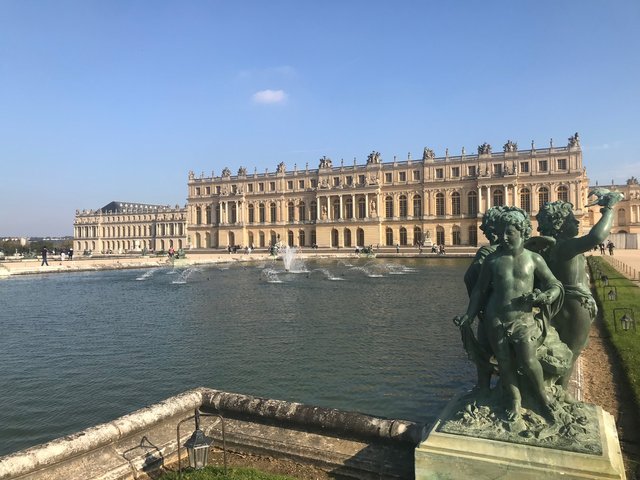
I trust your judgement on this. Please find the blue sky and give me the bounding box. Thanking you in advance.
[1,1,639,236]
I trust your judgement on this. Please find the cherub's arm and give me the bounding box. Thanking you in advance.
[560,191,622,257]
[455,256,493,325]
[532,253,562,305]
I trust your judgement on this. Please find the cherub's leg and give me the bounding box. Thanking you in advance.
[515,341,556,419]
[489,331,521,419]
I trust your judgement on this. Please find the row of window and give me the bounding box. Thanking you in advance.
[193,186,569,225]
[76,224,185,238]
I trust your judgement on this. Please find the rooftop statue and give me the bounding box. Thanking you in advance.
[503,140,518,153]
[319,156,333,169]
[276,162,286,173]
[568,132,580,148]
[237,166,247,177]
[422,147,436,160]
[221,167,231,178]
[367,151,382,164]
[477,143,492,155]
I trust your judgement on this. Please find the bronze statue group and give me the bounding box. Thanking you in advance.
[454,189,623,428]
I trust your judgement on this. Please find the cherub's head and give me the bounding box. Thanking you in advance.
[536,201,578,238]
[497,207,533,241]
[480,206,505,244]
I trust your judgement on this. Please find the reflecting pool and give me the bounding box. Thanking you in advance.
[0,257,473,456]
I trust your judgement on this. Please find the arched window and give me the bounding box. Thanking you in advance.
[451,192,461,215]
[310,201,317,221]
[385,196,394,218]
[299,230,306,246]
[259,231,265,247]
[332,199,341,219]
[288,202,295,222]
[452,226,461,245]
[538,187,549,210]
[557,185,569,202]
[196,207,202,225]
[436,226,445,246]
[331,229,339,247]
[357,228,365,246]
[259,203,266,223]
[311,229,317,247]
[385,227,394,246]
[493,188,504,207]
[288,230,294,246]
[345,198,353,219]
[413,195,422,217]
[399,227,408,246]
[248,232,254,247]
[298,202,306,222]
[270,202,277,223]
[344,228,352,247]
[228,232,235,246]
[248,204,255,224]
[468,225,477,246]
[520,188,531,213]
[399,195,408,218]
[618,208,626,226]
[206,206,212,224]
[436,193,445,216]
[413,226,422,245]
[358,197,366,218]
[216,204,221,225]
[230,203,237,223]
[270,231,277,246]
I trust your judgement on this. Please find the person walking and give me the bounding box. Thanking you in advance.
[607,240,615,256]
[41,246,49,266]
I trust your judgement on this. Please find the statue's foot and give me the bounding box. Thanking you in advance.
[506,404,522,421]
[562,390,579,404]
[540,399,560,423]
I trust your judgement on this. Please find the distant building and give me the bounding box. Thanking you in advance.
[586,177,640,248]
[186,135,588,248]
[73,201,186,254]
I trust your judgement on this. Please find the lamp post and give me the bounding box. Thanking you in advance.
[621,313,632,332]
[176,408,227,476]
[613,308,637,333]
[607,287,617,301]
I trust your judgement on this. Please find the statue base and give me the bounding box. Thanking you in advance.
[415,396,626,480]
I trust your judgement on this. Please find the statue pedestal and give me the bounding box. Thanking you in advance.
[415,400,626,480]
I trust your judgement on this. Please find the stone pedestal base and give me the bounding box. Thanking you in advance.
[415,402,626,480]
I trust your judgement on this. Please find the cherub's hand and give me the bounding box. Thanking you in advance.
[453,314,470,327]
[532,290,553,306]
[586,188,624,209]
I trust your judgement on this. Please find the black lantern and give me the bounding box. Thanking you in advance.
[607,287,617,301]
[177,408,227,476]
[184,410,213,469]
[613,308,636,333]
[621,313,632,331]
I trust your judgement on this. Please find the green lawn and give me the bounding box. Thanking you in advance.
[587,256,640,411]
[160,466,297,480]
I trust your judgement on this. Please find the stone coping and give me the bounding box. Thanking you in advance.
[0,387,425,479]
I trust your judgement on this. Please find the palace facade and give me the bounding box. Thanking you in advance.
[73,201,186,254]
[73,134,595,252]
[186,134,589,249]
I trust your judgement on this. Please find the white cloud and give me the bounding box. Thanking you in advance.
[252,89,287,104]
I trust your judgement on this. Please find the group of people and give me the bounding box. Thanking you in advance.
[40,246,74,266]
[456,188,623,422]
[594,241,615,255]
[430,244,446,255]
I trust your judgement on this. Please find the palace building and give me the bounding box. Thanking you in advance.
[186,133,589,249]
[73,201,186,254]
[73,133,592,253]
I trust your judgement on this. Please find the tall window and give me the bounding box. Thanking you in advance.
[270,202,277,223]
[344,228,352,247]
[288,230,294,247]
[452,226,461,245]
[385,227,394,246]
[520,188,531,213]
[538,187,549,210]
[206,206,212,224]
[468,192,478,215]
[332,199,341,219]
[451,192,461,215]
[468,225,477,246]
[196,207,202,224]
[399,227,408,246]
[399,195,408,217]
[331,229,339,247]
[230,203,237,223]
[557,185,569,202]
[345,198,353,219]
[299,230,306,246]
[436,227,445,246]
[413,195,422,217]
[288,202,295,222]
[259,231,265,247]
[385,196,394,218]
[248,205,254,224]
[357,228,365,247]
[259,203,266,223]
[436,193,445,216]
[413,226,422,245]
[358,197,366,218]
[298,202,306,221]
[310,201,317,221]
[493,189,504,206]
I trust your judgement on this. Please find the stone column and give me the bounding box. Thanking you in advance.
[339,195,343,220]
